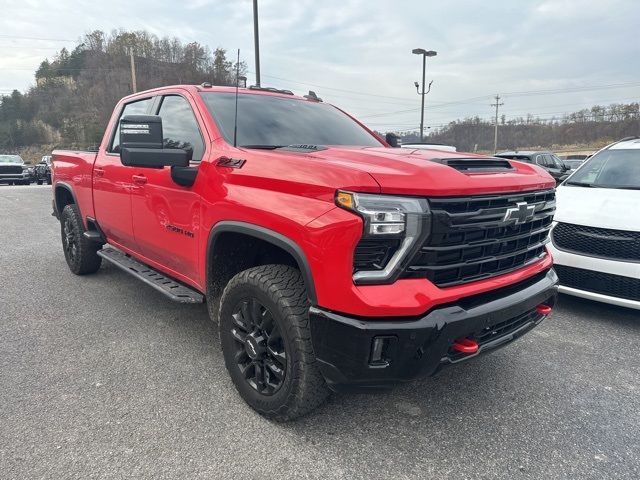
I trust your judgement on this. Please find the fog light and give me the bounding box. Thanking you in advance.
[369,336,395,367]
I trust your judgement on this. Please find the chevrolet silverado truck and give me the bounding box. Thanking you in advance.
[51,84,558,421]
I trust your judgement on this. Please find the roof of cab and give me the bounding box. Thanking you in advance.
[120,84,310,103]
[496,151,550,156]
[609,137,640,150]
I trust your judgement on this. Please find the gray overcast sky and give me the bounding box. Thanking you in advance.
[1,0,638,132]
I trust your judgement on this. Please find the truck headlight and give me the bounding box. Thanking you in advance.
[336,190,430,284]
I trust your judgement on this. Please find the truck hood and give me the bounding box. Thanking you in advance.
[305,146,555,196]
[555,184,640,232]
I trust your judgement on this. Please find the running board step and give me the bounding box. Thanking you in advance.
[97,248,204,304]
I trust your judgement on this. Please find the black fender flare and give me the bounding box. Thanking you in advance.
[53,182,80,219]
[206,221,318,305]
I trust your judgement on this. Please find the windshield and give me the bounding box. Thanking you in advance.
[0,155,23,164]
[566,149,640,189]
[201,92,382,148]
[564,159,584,169]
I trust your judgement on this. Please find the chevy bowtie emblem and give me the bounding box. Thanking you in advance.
[503,202,536,224]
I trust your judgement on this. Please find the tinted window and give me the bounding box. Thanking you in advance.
[535,155,549,167]
[496,155,532,163]
[548,154,564,169]
[566,149,640,189]
[201,92,382,148]
[109,97,153,152]
[158,95,204,161]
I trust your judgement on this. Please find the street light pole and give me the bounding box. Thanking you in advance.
[412,48,437,142]
[253,0,261,87]
[419,53,426,141]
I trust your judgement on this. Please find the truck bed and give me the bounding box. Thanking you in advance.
[51,150,98,221]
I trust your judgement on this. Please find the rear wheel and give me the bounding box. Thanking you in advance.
[60,204,102,275]
[36,180,43,185]
[219,265,329,421]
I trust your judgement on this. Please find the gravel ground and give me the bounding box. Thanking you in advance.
[1,185,638,479]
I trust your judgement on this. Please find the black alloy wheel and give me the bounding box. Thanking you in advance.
[62,215,79,264]
[59,204,102,275]
[218,265,329,421]
[229,297,287,395]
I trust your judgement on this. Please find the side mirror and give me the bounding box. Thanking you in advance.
[385,132,402,148]
[119,115,189,168]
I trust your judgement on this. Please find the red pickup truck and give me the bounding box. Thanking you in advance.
[52,84,558,420]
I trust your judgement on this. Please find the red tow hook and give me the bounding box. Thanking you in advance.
[451,337,479,354]
[536,304,553,315]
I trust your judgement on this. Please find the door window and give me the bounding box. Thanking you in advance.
[535,155,548,167]
[109,97,154,153]
[549,154,565,169]
[157,95,205,161]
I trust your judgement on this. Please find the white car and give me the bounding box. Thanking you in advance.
[401,142,457,152]
[549,136,640,310]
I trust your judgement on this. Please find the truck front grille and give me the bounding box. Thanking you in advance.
[0,165,23,175]
[552,222,640,262]
[555,265,640,301]
[403,189,555,287]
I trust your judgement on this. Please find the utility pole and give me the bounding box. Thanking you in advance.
[491,94,503,153]
[129,48,137,93]
[253,0,261,87]
[412,48,437,142]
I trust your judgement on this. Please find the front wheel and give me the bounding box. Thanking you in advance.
[36,180,43,185]
[60,204,102,275]
[219,265,329,421]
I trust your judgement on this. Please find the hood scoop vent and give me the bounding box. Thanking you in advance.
[429,157,514,173]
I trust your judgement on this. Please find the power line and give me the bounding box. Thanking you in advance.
[0,34,76,42]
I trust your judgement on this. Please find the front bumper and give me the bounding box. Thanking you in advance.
[549,243,640,309]
[0,172,29,182]
[310,268,558,391]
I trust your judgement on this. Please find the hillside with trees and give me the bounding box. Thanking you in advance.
[401,103,640,152]
[0,29,245,156]
[1,29,637,158]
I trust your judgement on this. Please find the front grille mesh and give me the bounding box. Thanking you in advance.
[403,190,555,287]
[552,222,640,262]
[555,265,640,301]
[353,239,401,271]
[0,165,23,175]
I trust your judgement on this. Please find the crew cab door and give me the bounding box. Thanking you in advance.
[93,96,154,251]
[130,94,205,282]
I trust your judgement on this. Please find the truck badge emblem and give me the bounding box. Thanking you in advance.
[503,202,535,224]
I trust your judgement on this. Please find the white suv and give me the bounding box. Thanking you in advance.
[549,137,640,309]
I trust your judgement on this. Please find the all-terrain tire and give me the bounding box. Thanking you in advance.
[219,265,330,421]
[60,204,102,275]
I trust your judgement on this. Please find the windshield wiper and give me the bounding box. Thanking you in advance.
[564,181,597,187]
[240,144,287,150]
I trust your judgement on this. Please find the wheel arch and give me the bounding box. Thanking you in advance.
[54,182,80,219]
[206,221,318,310]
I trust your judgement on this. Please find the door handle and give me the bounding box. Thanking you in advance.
[94,168,105,177]
[132,174,147,185]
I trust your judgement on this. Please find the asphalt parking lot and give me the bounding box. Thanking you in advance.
[1,185,639,479]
